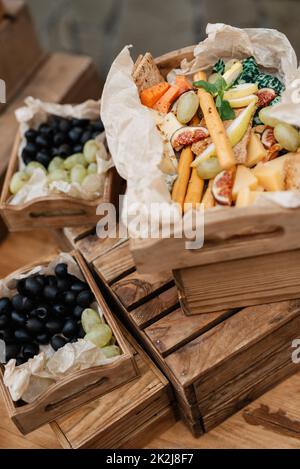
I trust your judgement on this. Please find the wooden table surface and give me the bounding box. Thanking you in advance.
[0,230,300,449]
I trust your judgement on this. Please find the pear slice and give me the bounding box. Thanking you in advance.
[224,83,258,100]
[222,61,243,87]
[192,100,257,168]
[227,94,258,109]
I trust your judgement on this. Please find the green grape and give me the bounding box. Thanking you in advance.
[26,161,47,175]
[84,324,112,348]
[87,163,97,175]
[84,140,98,163]
[196,157,222,179]
[101,345,121,358]
[81,308,102,333]
[64,153,87,170]
[81,174,102,192]
[274,123,300,152]
[9,171,30,195]
[258,107,281,128]
[71,164,87,184]
[48,169,69,183]
[48,157,65,173]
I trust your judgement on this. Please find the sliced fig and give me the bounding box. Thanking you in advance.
[256,88,276,108]
[171,126,209,151]
[261,127,276,149]
[212,170,235,206]
[265,143,282,162]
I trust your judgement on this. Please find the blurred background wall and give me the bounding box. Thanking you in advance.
[27,0,299,81]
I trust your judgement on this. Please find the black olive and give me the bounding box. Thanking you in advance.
[35,135,50,149]
[92,120,104,133]
[11,311,27,327]
[58,144,72,157]
[73,144,83,154]
[39,125,53,140]
[62,319,78,339]
[29,306,49,321]
[51,147,61,157]
[5,344,21,362]
[43,285,59,302]
[56,278,70,292]
[2,329,15,344]
[25,129,37,143]
[59,119,71,133]
[36,151,51,168]
[45,319,63,335]
[22,152,35,165]
[71,118,89,127]
[77,324,85,339]
[77,290,94,308]
[71,281,89,294]
[81,131,92,145]
[73,305,84,320]
[16,279,27,295]
[55,263,68,279]
[24,142,37,156]
[61,291,76,306]
[14,329,32,343]
[0,314,9,328]
[47,275,57,287]
[15,356,27,366]
[48,115,61,130]
[35,274,46,288]
[25,277,43,296]
[36,332,50,345]
[67,274,80,285]
[22,343,39,360]
[12,295,33,313]
[53,132,67,146]
[0,297,11,315]
[68,127,83,143]
[51,335,67,351]
[52,304,67,318]
[26,318,44,335]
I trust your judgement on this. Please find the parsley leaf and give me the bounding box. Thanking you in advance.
[217,99,235,121]
[193,74,235,121]
[193,80,218,96]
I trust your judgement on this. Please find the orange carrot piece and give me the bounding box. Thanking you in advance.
[140,82,170,108]
[175,75,193,94]
[153,85,181,114]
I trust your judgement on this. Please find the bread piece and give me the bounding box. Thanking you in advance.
[285,153,300,190]
[132,53,164,93]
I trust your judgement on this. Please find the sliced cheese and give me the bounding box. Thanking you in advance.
[232,165,258,200]
[246,132,268,168]
[235,187,262,208]
[253,155,288,191]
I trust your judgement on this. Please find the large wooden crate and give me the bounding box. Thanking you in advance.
[0,251,138,435]
[62,226,300,435]
[129,48,300,313]
[51,326,175,449]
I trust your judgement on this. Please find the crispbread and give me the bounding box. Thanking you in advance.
[285,152,300,190]
[133,52,165,93]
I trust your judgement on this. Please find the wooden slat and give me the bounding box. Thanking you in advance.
[130,286,179,329]
[145,307,235,357]
[111,270,174,311]
[77,233,126,264]
[93,240,135,284]
[165,300,300,387]
[63,226,95,248]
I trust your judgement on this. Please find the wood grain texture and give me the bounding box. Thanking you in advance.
[93,241,135,284]
[175,249,300,314]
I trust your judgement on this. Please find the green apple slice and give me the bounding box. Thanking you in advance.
[222,61,243,87]
[191,100,257,168]
[224,83,259,100]
[227,94,258,108]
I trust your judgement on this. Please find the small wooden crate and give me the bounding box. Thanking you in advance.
[129,47,300,312]
[0,251,138,435]
[0,133,124,231]
[62,226,300,435]
[51,326,175,449]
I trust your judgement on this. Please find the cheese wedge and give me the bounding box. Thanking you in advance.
[246,132,268,168]
[232,165,258,200]
[236,187,262,208]
[252,155,288,191]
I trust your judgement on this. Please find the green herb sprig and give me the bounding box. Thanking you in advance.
[193,75,235,121]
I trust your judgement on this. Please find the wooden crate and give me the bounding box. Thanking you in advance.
[62,226,300,435]
[0,131,123,230]
[129,48,300,311]
[0,0,45,110]
[51,326,175,449]
[0,251,138,435]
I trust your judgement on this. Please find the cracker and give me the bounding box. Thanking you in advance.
[285,153,300,190]
[132,52,165,93]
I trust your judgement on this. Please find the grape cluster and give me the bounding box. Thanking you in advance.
[0,263,95,365]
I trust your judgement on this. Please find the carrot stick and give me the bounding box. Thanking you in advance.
[194,71,235,170]
[184,168,205,212]
[175,75,193,94]
[153,85,181,114]
[202,179,215,209]
[172,146,193,210]
[140,82,170,108]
